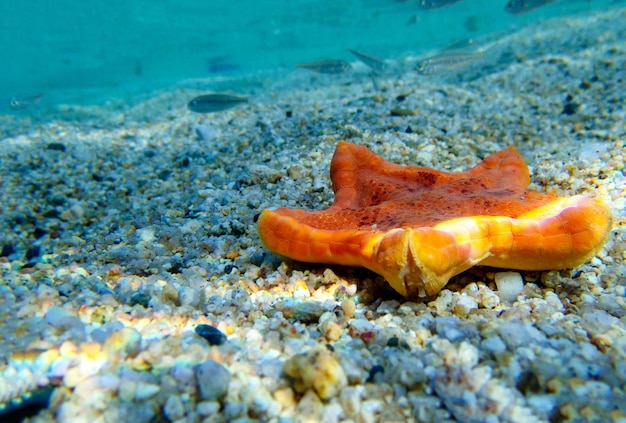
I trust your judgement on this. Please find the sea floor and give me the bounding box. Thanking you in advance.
[1,6,625,423]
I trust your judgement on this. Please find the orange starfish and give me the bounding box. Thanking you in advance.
[258,141,611,297]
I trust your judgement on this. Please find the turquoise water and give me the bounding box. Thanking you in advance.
[0,0,620,107]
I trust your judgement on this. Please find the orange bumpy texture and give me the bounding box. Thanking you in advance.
[258,141,611,297]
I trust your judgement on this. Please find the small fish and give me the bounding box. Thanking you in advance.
[187,94,247,113]
[415,52,484,75]
[207,56,241,73]
[390,108,416,117]
[504,0,557,14]
[442,37,475,52]
[405,15,420,26]
[8,93,45,110]
[418,0,464,10]
[348,48,387,72]
[296,59,352,74]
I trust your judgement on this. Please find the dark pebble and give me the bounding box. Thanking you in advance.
[405,126,413,134]
[92,173,104,182]
[50,196,66,206]
[367,364,385,383]
[143,149,156,157]
[516,370,541,394]
[168,260,183,274]
[195,324,227,346]
[396,94,407,102]
[46,143,66,152]
[33,227,47,239]
[129,291,151,308]
[561,93,580,115]
[0,244,16,257]
[561,102,579,115]
[249,250,266,267]
[42,209,60,219]
[157,169,171,180]
[387,336,399,347]
[285,110,293,118]
[264,253,283,270]
[25,246,40,261]
[57,282,74,297]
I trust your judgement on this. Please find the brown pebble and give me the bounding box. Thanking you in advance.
[162,283,179,305]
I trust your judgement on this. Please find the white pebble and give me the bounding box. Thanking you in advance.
[340,386,363,416]
[494,272,524,303]
[134,382,160,401]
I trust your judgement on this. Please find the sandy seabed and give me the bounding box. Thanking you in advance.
[1,6,625,423]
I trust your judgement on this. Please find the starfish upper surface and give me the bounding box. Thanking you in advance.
[258,141,611,297]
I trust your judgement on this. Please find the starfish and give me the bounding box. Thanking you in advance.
[258,141,611,297]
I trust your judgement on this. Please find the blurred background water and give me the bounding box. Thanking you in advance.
[0,0,621,108]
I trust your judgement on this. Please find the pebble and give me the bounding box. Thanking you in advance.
[196,401,221,417]
[44,306,75,328]
[495,272,524,303]
[498,320,546,349]
[319,319,343,342]
[134,382,160,400]
[178,287,203,308]
[249,250,266,266]
[104,327,141,357]
[283,348,347,400]
[285,301,326,323]
[195,360,231,401]
[163,395,186,421]
[340,386,363,416]
[295,390,324,421]
[340,298,356,318]
[195,324,227,346]
[194,124,221,141]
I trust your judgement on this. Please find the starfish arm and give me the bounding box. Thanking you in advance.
[365,195,611,297]
[328,142,531,213]
[479,195,612,269]
[258,208,380,266]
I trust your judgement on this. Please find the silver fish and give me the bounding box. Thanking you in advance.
[296,59,352,74]
[505,0,557,14]
[416,51,484,74]
[187,94,247,113]
[442,37,475,52]
[348,48,387,72]
[418,0,464,10]
[8,93,45,110]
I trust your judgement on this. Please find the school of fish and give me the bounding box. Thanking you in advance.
[185,0,564,114]
[3,0,575,114]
